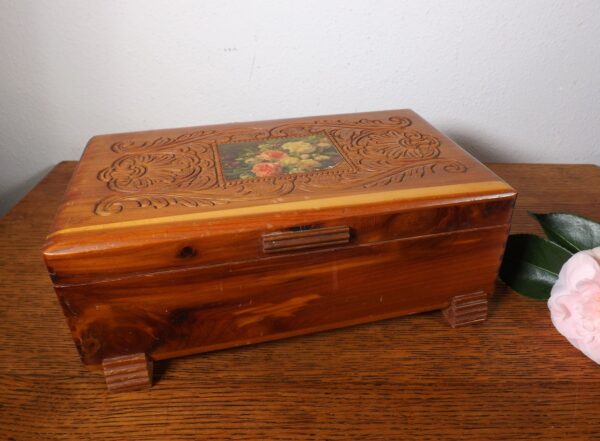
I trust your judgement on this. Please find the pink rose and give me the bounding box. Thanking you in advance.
[257,150,287,160]
[252,162,283,177]
[548,246,600,364]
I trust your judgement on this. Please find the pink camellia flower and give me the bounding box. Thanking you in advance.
[548,246,600,364]
[257,150,287,160]
[252,162,283,177]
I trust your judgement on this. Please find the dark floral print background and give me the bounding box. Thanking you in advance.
[218,134,343,180]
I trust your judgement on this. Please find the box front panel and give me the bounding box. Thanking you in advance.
[46,196,515,285]
[55,224,510,367]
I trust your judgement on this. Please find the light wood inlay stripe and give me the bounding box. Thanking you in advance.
[49,180,514,238]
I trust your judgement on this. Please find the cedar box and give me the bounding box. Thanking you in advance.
[43,110,516,392]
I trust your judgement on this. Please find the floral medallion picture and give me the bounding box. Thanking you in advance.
[217,134,344,180]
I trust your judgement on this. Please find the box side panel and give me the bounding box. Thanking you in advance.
[45,196,515,285]
[54,224,511,368]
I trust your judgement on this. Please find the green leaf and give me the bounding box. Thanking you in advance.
[530,212,600,253]
[499,234,573,300]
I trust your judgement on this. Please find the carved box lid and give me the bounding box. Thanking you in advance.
[43,110,516,285]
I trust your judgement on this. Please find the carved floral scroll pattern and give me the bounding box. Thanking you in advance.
[94,117,468,215]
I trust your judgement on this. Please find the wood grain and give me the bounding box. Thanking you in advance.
[47,110,506,230]
[57,224,508,367]
[102,353,153,393]
[1,162,599,440]
[42,110,515,380]
[43,110,515,285]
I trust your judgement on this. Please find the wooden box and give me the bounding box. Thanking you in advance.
[43,110,516,392]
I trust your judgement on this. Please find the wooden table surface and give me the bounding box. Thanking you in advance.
[1,162,599,440]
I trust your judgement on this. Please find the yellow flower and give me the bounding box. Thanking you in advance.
[281,141,315,155]
[317,141,331,148]
[314,154,330,161]
[279,156,300,166]
[298,159,321,170]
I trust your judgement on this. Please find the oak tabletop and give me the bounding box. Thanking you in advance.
[1,161,599,441]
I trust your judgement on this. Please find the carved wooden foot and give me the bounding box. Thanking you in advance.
[442,291,488,328]
[102,353,153,393]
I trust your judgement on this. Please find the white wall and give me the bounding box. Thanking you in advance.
[1,0,599,215]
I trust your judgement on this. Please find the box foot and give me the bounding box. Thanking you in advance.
[442,291,488,328]
[102,353,153,393]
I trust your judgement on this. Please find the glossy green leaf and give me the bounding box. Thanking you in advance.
[530,212,600,253]
[499,234,573,300]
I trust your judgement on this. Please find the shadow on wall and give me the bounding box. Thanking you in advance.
[0,3,124,218]
[444,129,518,164]
[0,166,54,217]
[0,3,54,217]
